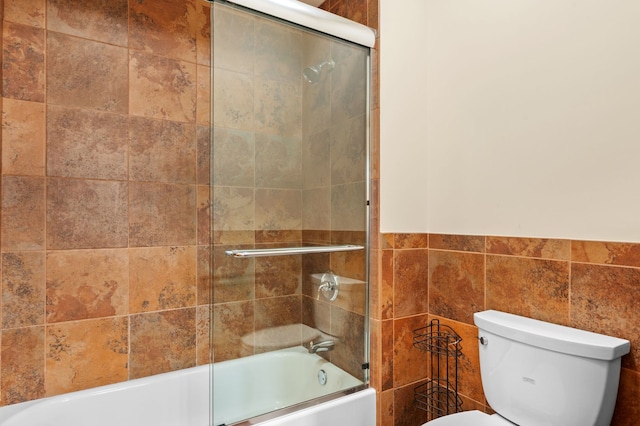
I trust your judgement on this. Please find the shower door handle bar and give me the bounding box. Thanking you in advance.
[225,244,364,258]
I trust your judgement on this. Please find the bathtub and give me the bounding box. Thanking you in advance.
[0,346,375,426]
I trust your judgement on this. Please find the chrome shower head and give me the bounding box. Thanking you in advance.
[303,60,335,84]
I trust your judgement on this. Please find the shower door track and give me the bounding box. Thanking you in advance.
[225,245,364,258]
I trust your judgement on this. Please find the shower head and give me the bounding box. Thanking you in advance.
[303,60,335,84]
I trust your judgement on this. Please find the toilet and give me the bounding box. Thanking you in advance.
[426,310,630,426]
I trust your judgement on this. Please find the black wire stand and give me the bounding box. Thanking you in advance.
[413,319,463,421]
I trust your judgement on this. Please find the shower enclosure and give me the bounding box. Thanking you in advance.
[210,0,374,423]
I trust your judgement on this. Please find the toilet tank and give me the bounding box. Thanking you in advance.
[474,310,630,426]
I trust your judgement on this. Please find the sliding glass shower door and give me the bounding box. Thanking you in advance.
[210,1,371,423]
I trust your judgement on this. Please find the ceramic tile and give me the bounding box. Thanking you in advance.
[571,263,640,371]
[255,229,302,244]
[196,1,211,66]
[393,380,429,426]
[196,125,211,185]
[571,240,640,268]
[212,245,255,304]
[302,130,331,188]
[212,4,254,73]
[196,64,211,125]
[2,252,45,328]
[369,250,381,321]
[1,327,45,404]
[331,182,366,231]
[255,133,302,189]
[331,113,366,185]
[212,186,254,234]
[46,317,128,395]
[255,295,301,331]
[212,68,254,131]
[129,309,196,379]
[394,234,429,249]
[429,234,485,253]
[4,0,45,27]
[47,0,128,46]
[429,250,484,325]
[2,98,45,176]
[129,246,196,313]
[330,48,367,120]
[612,368,640,425]
[211,127,255,187]
[213,301,254,362]
[197,185,211,246]
[254,19,302,83]
[369,319,381,391]
[301,252,330,298]
[254,77,302,138]
[129,51,196,123]
[47,178,128,249]
[129,116,196,184]
[486,255,570,325]
[380,249,394,320]
[255,189,301,231]
[379,389,394,426]
[129,0,197,63]
[197,246,211,305]
[47,106,128,180]
[46,249,128,323]
[367,0,379,32]
[301,296,330,337]
[2,22,45,102]
[255,254,301,298]
[196,305,211,365]
[330,0,367,25]
[330,307,365,380]
[302,187,330,230]
[1,176,45,251]
[47,32,128,113]
[392,314,430,387]
[486,236,570,260]
[381,319,394,391]
[129,181,196,247]
[393,249,429,318]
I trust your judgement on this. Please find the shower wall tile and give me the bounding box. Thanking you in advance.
[196,125,211,185]
[255,295,301,331]
[213,301,254,362]
[129,52,196,123]
[45,249,129,323]
[255,255,302,298]
[212,68,254,130]
[329,0,367,25]
[430,234,486,252]
[255,77,302,138]
[302,187,330,230]
[129,181,196,247]
[302,296,331,334]
[486,255,570,325]
[331,113,366,185]
[255,229,302,244]
[47,32,128,113]
[429,250,484,325]
[2,22,45,102]
[46,0,128,46]
[4,0,45,27]
[331,181,366,231]
[46,317,129,395]
[1,176,45,251]
[212,186,255,232]
[1,326,45,404]
[254,20,302,82]
[196,1,211,66]
[46,178,128,250]
[212,127,255,187]
[2,98,46,176]
[2,252,45,328]
[212,246,255,304]
[330,307,365,379]
[197,185,211,246]
[46,106,128,180]
[128,0,197,63]
[129,117,196,184]
[380,319,393,391]
[212,5,254,74]
[330,50,367,120]
[486,236,570,260]
[196,305,211,365]
[197,246,211,306]
[129,246,196,313]
[255,189,302,231]
[302,129,331,189]
[196,64,210,125]
[255,133,302,189]
[129,308,196,379]
[571,263,640,371]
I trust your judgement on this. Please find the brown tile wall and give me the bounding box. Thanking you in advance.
[324,1,640,426]
[0,0,212,405]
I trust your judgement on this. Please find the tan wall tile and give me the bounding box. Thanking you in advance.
[2,23,45,102]
[572,240,640,268]
[1,327,45,404]
[487,236,570,260]
[429,234,485,253]
[1,176,45,251]
[4,0,45,27]
[2,98,45,176]
[392,314,429,387]
[393,249,428,318]
[213,301,254,362]
[47,0,128,46]
[2,252,45,328]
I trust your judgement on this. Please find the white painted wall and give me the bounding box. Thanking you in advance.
[380,0,640,242]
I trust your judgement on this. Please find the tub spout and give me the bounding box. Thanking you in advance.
[308,340,335,354]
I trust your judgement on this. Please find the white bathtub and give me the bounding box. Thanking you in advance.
[0,347,375,426]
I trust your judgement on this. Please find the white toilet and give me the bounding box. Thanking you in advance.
[426,310,630,426]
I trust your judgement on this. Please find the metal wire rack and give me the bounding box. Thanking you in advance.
[413,319,463,421]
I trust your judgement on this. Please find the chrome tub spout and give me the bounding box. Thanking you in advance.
[308,340,335,354]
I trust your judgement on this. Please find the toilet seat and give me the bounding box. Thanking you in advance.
[424,410,515,425]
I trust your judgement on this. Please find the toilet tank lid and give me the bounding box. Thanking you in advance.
[474,310,630,361]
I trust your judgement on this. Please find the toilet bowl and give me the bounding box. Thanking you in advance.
[423,310,630,426]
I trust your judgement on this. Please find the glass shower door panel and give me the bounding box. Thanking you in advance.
[211,1,370,424]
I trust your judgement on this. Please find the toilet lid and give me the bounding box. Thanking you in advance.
[425,410,514,426]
